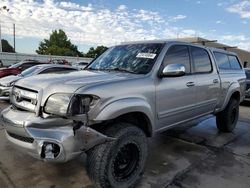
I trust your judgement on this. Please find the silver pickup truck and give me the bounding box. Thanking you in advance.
[0,41,246,188]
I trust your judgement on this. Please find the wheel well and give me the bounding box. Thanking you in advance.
[113,112,152,137]
[231,91,240,102]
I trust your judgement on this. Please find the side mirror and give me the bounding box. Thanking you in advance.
[161,64,186,77]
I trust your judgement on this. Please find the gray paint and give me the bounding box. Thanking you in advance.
[0,41,246,162]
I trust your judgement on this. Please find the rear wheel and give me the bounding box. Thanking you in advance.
[86,123,148,188]
[216,98,239,132]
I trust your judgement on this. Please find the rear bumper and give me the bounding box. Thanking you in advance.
[1,107,114,162]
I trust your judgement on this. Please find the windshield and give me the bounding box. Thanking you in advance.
[245,69,250,79]
[86,43,163,74]
[20,66,42,77]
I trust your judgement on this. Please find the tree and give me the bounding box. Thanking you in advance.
[84,45,108,58]
[1,39,15,53]
[36,29,82,56]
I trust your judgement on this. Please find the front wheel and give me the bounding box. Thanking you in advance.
[216,98,239,132]
[86,123,148,188]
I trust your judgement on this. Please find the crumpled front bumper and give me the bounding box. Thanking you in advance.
[1,106,114,162]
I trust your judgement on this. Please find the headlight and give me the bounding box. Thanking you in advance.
[44,93,72,116]
[44,93,99,117]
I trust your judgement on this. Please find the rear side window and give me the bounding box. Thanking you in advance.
[191,47,212,73]
[164,45,191,74]
[214,52,230,70]
[228,55,241,70]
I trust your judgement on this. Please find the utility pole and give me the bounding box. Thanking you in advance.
[0,6,10,52]
[13,23,15,52]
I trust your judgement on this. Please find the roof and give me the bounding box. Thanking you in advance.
[121,39,235,55]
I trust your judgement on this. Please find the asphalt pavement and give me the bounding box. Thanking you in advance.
[0,101,249,188]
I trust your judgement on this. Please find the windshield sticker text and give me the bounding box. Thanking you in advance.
[136,53,157,59]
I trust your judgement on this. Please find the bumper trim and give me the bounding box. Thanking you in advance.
[7,131,34,143]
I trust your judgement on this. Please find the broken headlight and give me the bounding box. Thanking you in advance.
[68,95,99,116]
[44,93,99,117]
[44,93,72,116]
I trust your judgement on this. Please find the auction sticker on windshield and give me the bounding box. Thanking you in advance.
[136,53,157,59]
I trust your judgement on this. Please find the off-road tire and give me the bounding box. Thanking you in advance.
[86,123,148,188]
[216,98,239,132]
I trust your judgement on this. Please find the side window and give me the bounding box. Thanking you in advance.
[214,52,230,70]
[163,45,191,74]
[21,63,32,70]
[40,67,59,74]
[228,55,241,70]
[191,47,212,73]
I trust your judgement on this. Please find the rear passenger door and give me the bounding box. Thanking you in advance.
[190,46,220,115]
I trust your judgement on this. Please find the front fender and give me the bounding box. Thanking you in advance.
[94,98,154,129]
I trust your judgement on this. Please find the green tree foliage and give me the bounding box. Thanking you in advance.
[36,29,82,56]
[1,39,15,53]
[84,45,108,58]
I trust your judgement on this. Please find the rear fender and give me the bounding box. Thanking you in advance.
[221,82,240,111]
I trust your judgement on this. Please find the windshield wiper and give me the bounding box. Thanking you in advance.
[109,68,136,74]
[86,67,136,74]
[85,67,108,71]
[85,67,97,70]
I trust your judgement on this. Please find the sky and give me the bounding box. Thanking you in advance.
[1,0,250,54]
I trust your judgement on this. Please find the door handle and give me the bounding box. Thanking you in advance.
[186,82,195,87]
[213,79,219,84]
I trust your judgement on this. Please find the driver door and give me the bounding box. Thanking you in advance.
[156,45,197,131]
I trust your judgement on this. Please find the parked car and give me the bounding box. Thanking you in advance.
[72,61,89,69]
[244,68,250,101]
[0,60,46,78]
[0,64,79,100]
[48,59,70,66]
[1,41,246,188]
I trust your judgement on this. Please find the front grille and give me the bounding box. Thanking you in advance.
[7,132,34,143]
[11,86,38,112]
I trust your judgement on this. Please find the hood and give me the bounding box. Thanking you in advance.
[15,70,140,94]
[0,75,21,86]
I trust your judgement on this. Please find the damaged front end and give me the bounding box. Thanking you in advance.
[1,91,114,162]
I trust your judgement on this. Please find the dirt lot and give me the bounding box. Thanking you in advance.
[0,101,250,188]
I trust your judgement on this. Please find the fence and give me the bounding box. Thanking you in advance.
[0,52,93,66]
